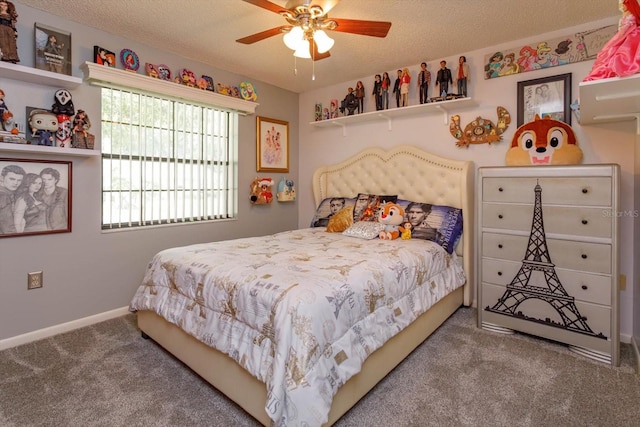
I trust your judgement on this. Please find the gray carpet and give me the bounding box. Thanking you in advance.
[1,307,638,427]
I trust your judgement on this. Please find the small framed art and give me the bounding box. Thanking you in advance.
[0,158,72,237]
[517,73,572,126]
[34,23,72,75]
[93,45,116,67]
[256,116,289,173]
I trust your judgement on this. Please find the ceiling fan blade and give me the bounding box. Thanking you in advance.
[330,18,392,37]
[236,26,292,44]
[310,38,331,61]
[285,0,340,14]
[242,0,289,14]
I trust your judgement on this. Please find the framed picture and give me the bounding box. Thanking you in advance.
[34,23,72,75]
[93,45,116,67]
[517,73,571,126]
[256,116,289,173]
[0,159,72,238]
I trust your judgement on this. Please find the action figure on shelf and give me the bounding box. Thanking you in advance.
[72,110,95,149]
[455,56,470,97]
[339,87,358,116]
[355,80,365,113]
[435,60,453,97]
[400,68,411,106]
[392,69,402,108]
[0,88,12,131]
[381,72,391,109]
[372,74,383,111]
[0,1,19,63]
[583,0,640,81]
[417,62,431,104]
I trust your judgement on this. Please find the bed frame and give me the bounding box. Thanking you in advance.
[137,145,474,426]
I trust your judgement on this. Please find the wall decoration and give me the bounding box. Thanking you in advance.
[484,24,616,79]
[0,158,72,237]
[276,177,296,202]
[201,76,215,92]
[315,103,322,121]
[449,106,511,147]
[120,49,140,72]
[34,23,71,75]
[517,73,571,126]
[249,177,274,204]
[157,64,171,81]
[256,116,289,173]
[240,81,258,101]
[93,46,116,67]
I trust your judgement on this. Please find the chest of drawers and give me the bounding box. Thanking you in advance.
[476,165,620,365]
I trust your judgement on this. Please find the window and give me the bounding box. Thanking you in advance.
[100,87,238,229]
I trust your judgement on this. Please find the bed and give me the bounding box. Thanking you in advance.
[130,145,474,426]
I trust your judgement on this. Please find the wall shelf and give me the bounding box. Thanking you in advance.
[309,97,478,136]
[0,61,83,89]
[0,142,100,157]
[81,62,259,115]
[578,74,640,134]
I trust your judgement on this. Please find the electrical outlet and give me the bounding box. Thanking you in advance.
[28,271,43,289]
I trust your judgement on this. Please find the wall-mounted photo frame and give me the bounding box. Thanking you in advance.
[0,159,72,238]
[256,116,289,173]
[93,45,116,67]
[34,23,72,75]
[517,73,572,126]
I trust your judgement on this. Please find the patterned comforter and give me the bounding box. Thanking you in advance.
[129,228,466,426]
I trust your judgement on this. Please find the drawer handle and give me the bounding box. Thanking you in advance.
[498,214,503,219]
[581,254,588,259]
[581,285,588,290]
[582,188,589,194]
[581,219,588,225]
[498,271,503,276]
[498,244,503,249]
[498,187,503,192]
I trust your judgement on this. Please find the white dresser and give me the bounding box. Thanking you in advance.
[476,165,620,365]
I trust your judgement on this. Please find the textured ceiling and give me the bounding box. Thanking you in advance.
[16,0,618,93]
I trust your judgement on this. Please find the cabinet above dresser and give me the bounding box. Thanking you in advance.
[477,165,620,366]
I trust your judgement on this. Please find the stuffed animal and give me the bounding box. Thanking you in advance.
[250,177,274,204]
[377,202,406,240]
[505,115,583,165]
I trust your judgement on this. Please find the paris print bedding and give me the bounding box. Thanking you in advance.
[129,227,466,426]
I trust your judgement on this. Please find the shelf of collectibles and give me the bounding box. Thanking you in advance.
[81,62,259,115]
[0,61,82,89]
[310,97,478,136]
[0,141,100,157]
[578,73,640,135]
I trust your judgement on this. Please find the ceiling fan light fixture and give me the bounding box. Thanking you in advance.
[283,26,304,50]
[293,40,311,58]
[313,29,334,54]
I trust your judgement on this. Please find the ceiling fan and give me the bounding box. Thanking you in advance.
[236,0,392,61]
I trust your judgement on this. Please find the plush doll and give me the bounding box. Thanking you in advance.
[377,202,406,240]
[505,115,583,166]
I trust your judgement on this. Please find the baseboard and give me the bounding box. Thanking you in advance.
[632,335,640,375]
[0,306,130,351]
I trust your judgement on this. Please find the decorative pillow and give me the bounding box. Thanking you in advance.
[342,221,386,239]
[397,199,463,254]
[326,205,354,232]
[311,197,355,228]
[353,193,398,222]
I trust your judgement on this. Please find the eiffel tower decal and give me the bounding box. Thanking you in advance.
[485,181,606,339]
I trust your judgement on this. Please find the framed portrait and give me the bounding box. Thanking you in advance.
[517,73,571,126]
[256,116,289,173]
[34,23,72,75]
[0,159,72,238]
[93,45,116,67]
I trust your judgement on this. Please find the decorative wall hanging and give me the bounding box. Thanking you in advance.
[276,177,296,202]
[120,49,139,72]
[517,73,571,126]
[250,177,274,204]
[240,81,257,101]
[256,116,289,173]
[449,106,511,147]
[0,158,72,237]
[484,24,616,79]
[34,23,71,75]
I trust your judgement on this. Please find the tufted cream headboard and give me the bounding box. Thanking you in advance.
[312,145,474,306]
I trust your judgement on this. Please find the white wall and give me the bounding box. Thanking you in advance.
[297,17,637,341]
[0,3,299,341]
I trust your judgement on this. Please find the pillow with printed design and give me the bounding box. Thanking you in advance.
[396,199,463,254]
[352,193,398,223]
[310,197,355,228]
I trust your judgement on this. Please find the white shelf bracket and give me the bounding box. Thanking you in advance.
[377,113,392,131]
[331,121,347,137]
[434,105,449,125]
